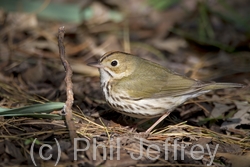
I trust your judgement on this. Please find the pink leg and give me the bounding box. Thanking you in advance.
[136,118,151,126]
[145,112,170,134]
[129,118,151,132]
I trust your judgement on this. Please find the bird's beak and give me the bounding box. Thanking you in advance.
[87,62,103,68]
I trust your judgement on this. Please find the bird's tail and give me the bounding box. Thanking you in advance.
[202,82,244,91]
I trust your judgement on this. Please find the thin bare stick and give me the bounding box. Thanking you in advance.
[58,26,78,143]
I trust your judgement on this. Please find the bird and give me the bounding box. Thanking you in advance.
[88,51,244,133]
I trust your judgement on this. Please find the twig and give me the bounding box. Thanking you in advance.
[58,26,78,143]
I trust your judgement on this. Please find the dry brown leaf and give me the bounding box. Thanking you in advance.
[210,103,235,118]
[221,101,250,130]
[5,140,24,159]
[217,152,250,167]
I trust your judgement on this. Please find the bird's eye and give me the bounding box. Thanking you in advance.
[111,60,118,67]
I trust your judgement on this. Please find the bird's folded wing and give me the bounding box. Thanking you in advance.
[113,69,203,99]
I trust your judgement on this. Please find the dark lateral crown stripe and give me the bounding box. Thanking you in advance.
[100,51,132,62]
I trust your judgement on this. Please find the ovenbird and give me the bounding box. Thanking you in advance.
[88,51,243,133]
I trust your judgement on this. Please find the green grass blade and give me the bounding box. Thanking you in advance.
[0,102,65,116]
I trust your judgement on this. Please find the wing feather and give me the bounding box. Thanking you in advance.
[112,59,203,99]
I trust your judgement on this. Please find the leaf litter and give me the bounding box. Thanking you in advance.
[0,0,250,166]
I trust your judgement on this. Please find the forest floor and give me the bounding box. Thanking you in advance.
[0,0,250,166]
